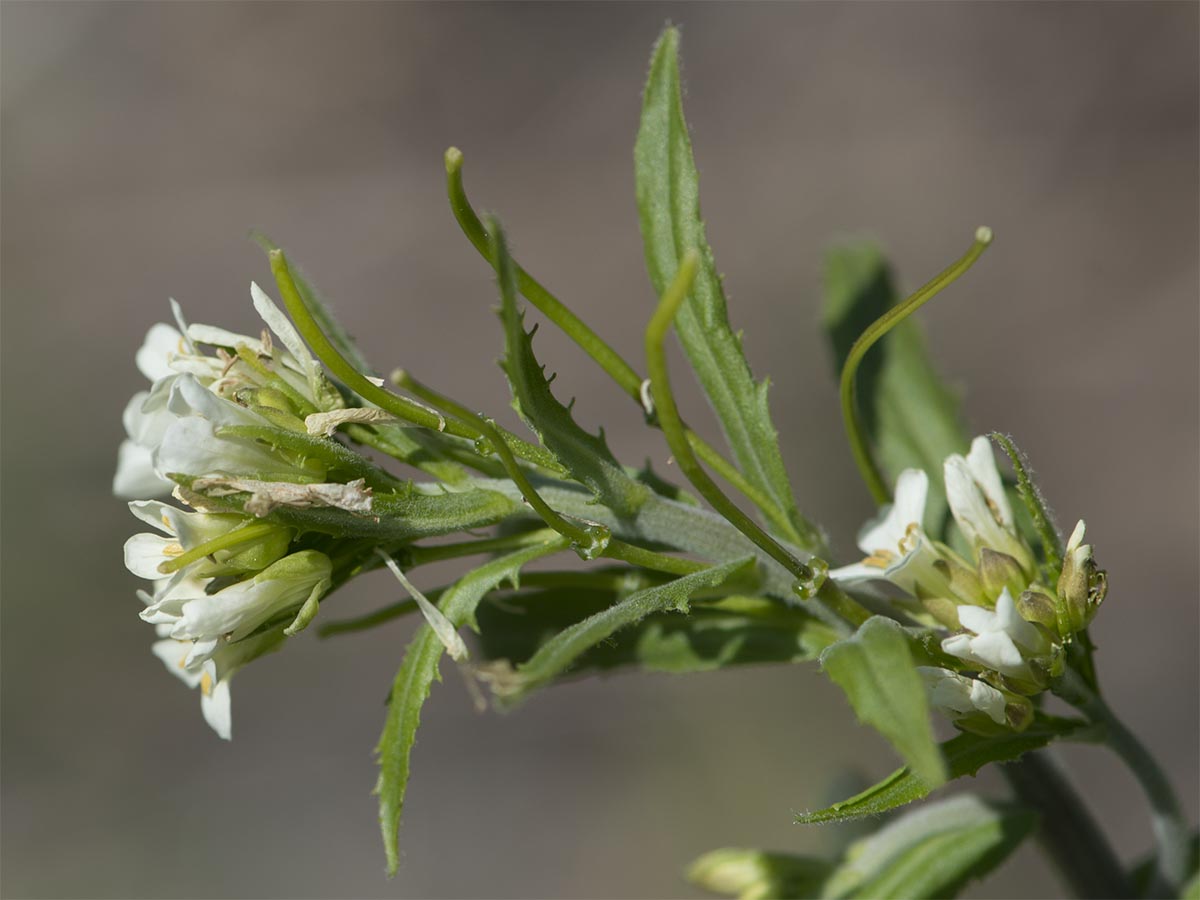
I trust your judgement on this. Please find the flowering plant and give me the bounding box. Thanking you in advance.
[116,27,1194,899]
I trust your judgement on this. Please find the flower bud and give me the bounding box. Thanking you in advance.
[1055,520,1106,635]
[1016,588,1059,632]
[979,548,1029,600]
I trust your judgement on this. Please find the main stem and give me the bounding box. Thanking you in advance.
[1058,668,1192,898]
[1001,750,1132,899]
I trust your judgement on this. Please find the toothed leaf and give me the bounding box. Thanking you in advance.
[797,716,1085,824]
[494,226,650,516]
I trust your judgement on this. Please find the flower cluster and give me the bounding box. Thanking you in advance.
[116,286,357,738]
[831,436,1106,734]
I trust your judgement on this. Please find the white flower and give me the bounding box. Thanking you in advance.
[123,500,291,582]
[114,289,334,499]
[152,626,286,740]
[941,587,1051,683]
[829,470,978,606]
[141,549,331,649]
[829,469,935,591]
[917,666,1007,725]
[943,436,1032,573]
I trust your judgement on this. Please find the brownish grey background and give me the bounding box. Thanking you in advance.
[2,2,1196,898]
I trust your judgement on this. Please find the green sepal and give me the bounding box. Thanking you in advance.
[820,794,1036,899]
[477,590,839,677]
[495,230,650,517]
[216,425,403,491]
[796,715,1085,825]
[819,616,946,788]
[488,556,754,705]
[374,537,569,876]
[634,27,818,550]
[175,475,521,542]
[823,243,968,540]
[989,432,1064,576]
[251,231,376,382]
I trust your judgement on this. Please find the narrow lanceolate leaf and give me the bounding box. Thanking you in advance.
[495,229,650,517]
[374,538,568,875]
[635,27,819,551]
[492,556,753,704]
[477,590,839,676]
[823,243,968,540]
[821,794,1036,899]
[796,716,1084,824]
[819,616,945,788]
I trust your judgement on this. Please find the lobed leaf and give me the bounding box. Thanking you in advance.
[495,227,650,517]
[635,27,818,551]
[374,537,568,875]
[820,616,946,788]
[823,243,968,539]
[796,716,1084,825]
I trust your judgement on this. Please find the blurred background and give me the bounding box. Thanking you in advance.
[2,3,1196,898]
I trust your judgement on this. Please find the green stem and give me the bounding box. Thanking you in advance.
[444,146,817,551]
[645,251,822,594]
[839,228,993,504]
[601,539,708,576]
[1058,668,1191,897]
[390,369,564,476]
[269,249,557,472]
[1000,749,1131,899]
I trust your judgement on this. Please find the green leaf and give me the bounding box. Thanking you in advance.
[820,616,945,788]
[495,229,650,517]
[374,537,568,875]
[688,847,835,900]
[823,243,968,539]
[478,590,838,676]
[634,27,818,551]
[490,556,754,704]
[821,794,1036,899]
[252,231,376,378]
[797,716,1084,824]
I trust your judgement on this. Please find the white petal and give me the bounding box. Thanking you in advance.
[966,436,1013,528]
[968,631,1025,671]
[124,533,175,579]
[114,440,173,498]
[968,678,1008,724]
[957,604,998,635]
[168,374,261,427]
[1066,520,1086,553]
[151,639,205,689]
[136,323,184,382]
[250,281,320,391]
[153,417,282,480]
[994,588,1046,653]
[127,500,176,534]
[892,469,930,531]
[187,323,262,353]
[168,298,197,354]
[200,671,233,740]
